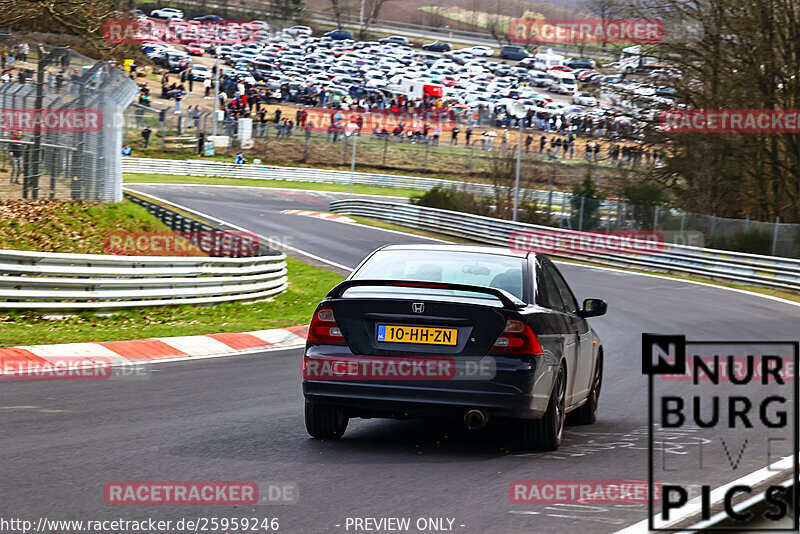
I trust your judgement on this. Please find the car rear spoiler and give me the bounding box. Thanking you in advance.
[326,279,527,309]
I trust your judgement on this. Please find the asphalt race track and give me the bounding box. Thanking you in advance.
[2,183,799,534]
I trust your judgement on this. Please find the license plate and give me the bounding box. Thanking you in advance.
[376,324,457,346]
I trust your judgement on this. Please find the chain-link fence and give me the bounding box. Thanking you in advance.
[0,42,138,202]
[548,195,800,257]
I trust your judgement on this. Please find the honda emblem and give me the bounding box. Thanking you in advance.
[412,302,424,313]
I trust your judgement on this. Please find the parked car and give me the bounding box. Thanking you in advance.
[572,91,598,106]
[324,29,353,40]
[286,25,312,36]
[500,45,530,61]
[189,64,211,81]
[422,41,451,52]
[185,44,206,56]
[192,14,224,22]
[150,7,183,20]
[566,57,596,70]
[379,35,410,46]
[301,244,607,451]
[462,46,494,57]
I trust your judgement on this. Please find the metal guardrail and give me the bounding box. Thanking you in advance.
[124,191,271,257]
[122,157,568,205]
[0,195,288,311]
[328,199,800,292]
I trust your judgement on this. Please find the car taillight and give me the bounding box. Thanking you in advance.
[307,306,345,344]
[491,319,543,355]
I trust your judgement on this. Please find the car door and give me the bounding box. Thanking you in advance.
[536,260,578,404]
[546,260,594,404]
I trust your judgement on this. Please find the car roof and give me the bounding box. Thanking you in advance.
[379,243,531,259]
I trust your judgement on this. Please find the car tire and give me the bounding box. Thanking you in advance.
[305,401,348,440]
[521,365,566,451]
[569,354,602,425]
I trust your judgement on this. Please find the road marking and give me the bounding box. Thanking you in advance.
[613,455,794,533]
[123,188,356,272]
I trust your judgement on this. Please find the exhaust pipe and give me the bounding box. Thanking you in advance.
[464,409,488,430]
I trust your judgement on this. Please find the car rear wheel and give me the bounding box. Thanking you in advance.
[305,401,348,440]
[569,355,602,425]
[521,365,566,451]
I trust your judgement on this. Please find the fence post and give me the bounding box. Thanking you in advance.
[772,216,780,256]
[383,135,388,166]
[745,214,750,231]
[710,214,716,240]
[653,206,659,230]
[680,212,685,240]
[578,196,585,231]
[424,140,430,171]
[469,143,474,171]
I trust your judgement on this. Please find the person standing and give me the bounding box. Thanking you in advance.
[141,126,152,149]
[204,77,212,98]
[8,131,24,185]
[465,126,472,146]
[450,126,459,146]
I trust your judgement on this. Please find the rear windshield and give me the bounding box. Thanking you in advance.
[351,249,524,300]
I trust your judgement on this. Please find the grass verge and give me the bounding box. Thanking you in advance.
[0,257,344,347]
[123,173,417,197]
[0,200,170,254]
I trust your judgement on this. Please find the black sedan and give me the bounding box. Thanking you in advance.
[302,244,607,451]
[193,14,225,22]
[422,41,452,52]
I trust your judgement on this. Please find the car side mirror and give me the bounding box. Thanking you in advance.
[578,298,606,318]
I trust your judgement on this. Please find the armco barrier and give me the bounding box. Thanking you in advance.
[0,250,288,310]
[328,199,800,292]
[122,157,568,205]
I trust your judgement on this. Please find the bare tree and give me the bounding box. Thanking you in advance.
[0,0,129,59]
[626,0,800,222]
[581,0,622,48]
[358,0,391,40]
[329,0,356,29]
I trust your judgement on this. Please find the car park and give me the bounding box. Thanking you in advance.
[302,244,606,451]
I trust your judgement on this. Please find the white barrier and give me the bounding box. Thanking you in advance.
[0,249,288,310]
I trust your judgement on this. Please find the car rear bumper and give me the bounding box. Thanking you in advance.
[301,348,559,421]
